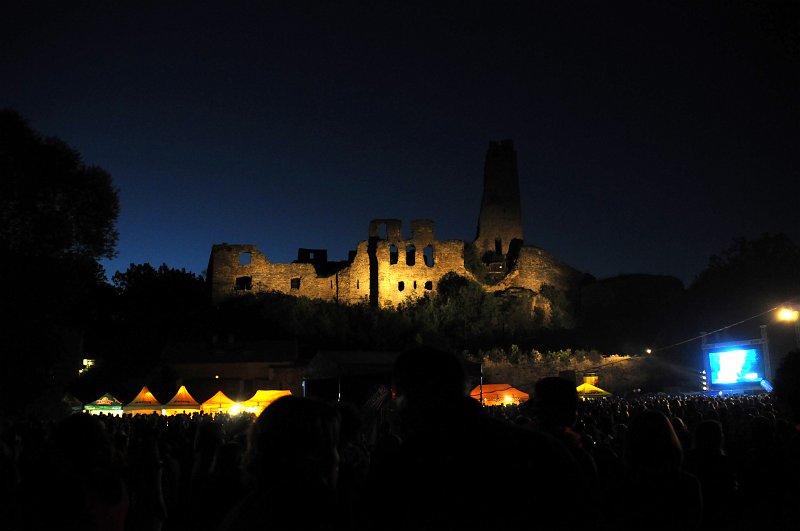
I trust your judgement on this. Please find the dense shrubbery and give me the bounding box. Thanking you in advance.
[214,272,583,357]
[464,345,605,365]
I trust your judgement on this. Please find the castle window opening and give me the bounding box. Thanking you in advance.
[389,244,398,264]
[239,252,252,265]
[424,281,433,290]
[356,279,360,289]
[413,280,417,289]
[406,244,416,266]
[398,281,405,292]
[291,277,301,290]
[235,276,252,291]
[424,245,434,267]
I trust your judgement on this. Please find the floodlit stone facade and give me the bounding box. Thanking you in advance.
[208,141,582,311]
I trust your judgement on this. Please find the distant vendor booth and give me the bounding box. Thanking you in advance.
[163,385,201,415]
[124,386,163,415]
[470,384,529,406]
[201,390,237,415]
[84,393,124,416]
[240,390,292,415]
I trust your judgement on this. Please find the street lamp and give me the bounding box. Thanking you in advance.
[777,307,800,349]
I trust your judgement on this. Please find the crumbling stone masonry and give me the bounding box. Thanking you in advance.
[208,140,582,314]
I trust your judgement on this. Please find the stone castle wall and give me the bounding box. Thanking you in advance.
[340,240,371,305]
[209,244,339,302]
[491,246,582,294]
[209,230,581,311]
[208,141,583,312]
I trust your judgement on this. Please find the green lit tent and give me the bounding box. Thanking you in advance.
[84,393,124,416]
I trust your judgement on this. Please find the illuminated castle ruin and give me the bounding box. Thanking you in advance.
[208,140,581,314]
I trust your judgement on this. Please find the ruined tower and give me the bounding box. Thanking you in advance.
[475,139,524,257]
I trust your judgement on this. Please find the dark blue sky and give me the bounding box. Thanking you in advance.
[2,1,797,285]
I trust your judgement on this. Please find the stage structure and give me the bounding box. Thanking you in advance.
[701,326,771,393]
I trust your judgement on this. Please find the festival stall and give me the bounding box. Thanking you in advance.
[163,385,201,415]
[124,386,163,415]
[470,384,529,406]
[62,393,84,414]
[240,389,292,415]
[575,382,612,399]
[200,390,237,415]
[84,393,124,416]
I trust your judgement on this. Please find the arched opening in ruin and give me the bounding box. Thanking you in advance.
[235,276,252,290]
[398,281,405,291]
[424,244,434,267]
[406,244,416,266]
[389,244,398,264]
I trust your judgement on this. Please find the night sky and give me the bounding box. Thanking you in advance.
[2,1,797,285]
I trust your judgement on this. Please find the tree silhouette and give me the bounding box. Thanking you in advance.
[662,233,800,367]
[0,110,119,414]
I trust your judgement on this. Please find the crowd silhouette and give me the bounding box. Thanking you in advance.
[1,347,799,530]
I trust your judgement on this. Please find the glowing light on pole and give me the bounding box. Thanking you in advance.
[777,307,800,349]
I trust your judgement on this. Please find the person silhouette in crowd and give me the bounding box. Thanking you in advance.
[191,441,246,531]
[521,377,600,482]
[22,414,129,531]
[608,409,702,531]
[126,418,168,531]
[0,419,16,530]
[771,349,800,526]
[218,396,340,531]
[361,347,585,530]
[335,402,370,531]
[684,419,737,529]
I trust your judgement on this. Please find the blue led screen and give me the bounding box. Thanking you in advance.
[707,348,763,385]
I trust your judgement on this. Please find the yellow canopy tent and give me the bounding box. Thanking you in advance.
[241,390,292,415]
[163,385,201,415]
[123,386,163,415]
[576,382,612,399]
[201,390,237,415]
[470,384,530,406]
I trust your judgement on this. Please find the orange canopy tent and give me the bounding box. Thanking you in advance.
[123,386,163,415]
[163,385,201,415]
[201,390,237,415]
[241,390,292,415]
[470,384,530,406]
